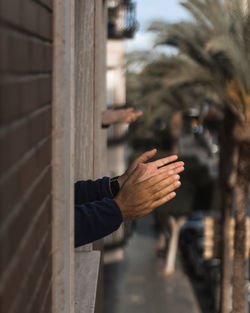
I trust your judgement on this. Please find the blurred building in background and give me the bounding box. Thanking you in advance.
[106,0,138,177]
[104,0,137,254]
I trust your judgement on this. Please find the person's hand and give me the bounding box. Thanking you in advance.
[114,164,181,221]
[102,108,143,126]
[116,107,143,124]
[118,149,184,187]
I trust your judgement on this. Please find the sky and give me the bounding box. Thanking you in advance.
[125,0,190,52]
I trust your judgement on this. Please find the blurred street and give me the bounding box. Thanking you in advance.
[104,214,213,313]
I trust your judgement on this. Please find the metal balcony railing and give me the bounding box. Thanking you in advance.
[108,0,138,39]
[107,0,120,8]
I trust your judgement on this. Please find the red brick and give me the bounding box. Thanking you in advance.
[35,0,52,11]
[19,78,40,115]
[0,169,51,272]
[0,163,20,219]
[20,0,39,36]
[28,106,51,146]
[35,137,51,170]
[0,136,51,220]
[18,137,51,200]
[0,119,29,176]
[23,137,51,190]
[20,0,53,41]
[0,106,51,175]
[20,76,51,113]
[27,269,52,313]
[37,6,52,40]
[38,284,52,313]
[0,136,51,219]
[0,27,9,72]
[0,76,52,125]
[0,0,21,27]
[12,37,52,73]
[30,41,43,72]
[15,253,52,313]
[0,195,51,289]
[0,27,52,74]
[43,44,53,71]
[8,34,30,73]
[0,1,52,41]
[0,82,21,124]
[29,42,52,73]
[38,76,52,106]
[0,223,52,313]
[0,1,53,311]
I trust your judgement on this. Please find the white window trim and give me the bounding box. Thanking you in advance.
[52,1,75,312]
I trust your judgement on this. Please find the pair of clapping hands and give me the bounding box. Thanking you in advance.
[114,149,184,221]
[102,107,143,127]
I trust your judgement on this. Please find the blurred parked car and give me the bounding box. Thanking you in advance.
[179,211,205,277]
[179,211,222,311]
[203,258,221,312]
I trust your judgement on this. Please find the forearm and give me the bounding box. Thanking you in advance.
[74,198,123,247]
[75,177,113,204]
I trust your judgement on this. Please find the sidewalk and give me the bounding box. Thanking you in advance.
[104,214,202,313]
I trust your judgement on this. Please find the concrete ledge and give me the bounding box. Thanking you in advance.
[75,251,101,313]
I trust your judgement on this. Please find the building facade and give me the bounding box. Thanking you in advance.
[0,1,53,312]
[0,0,137,312]
[104,0,137,252]
[0,0,106,312]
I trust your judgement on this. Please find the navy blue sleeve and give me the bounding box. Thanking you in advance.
[75,177,113,204]
[75,198,123,247]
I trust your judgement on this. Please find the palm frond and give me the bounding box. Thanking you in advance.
[151,21,213,68]
[159,0,250,119]
[129,0,250,125]
[182,0,229,33]
[180,1,211,32]
[205,36,236,79]
[243,14,250,90]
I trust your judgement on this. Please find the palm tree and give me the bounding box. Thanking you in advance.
[126,53,222,275]
[149,1,250,312]
[127,52,224,152]
[126,53,183,151]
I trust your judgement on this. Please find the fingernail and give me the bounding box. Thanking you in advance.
[175,175,180,180]
[176,181,181,186]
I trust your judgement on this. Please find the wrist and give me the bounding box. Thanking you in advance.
[101,109,115,128]
[110,176,120,197]
[118,173,128,187]
[114,196,126,221]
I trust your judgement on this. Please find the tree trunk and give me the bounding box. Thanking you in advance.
[220,190,234,313]
[164,216,186,275]
[232,141,250,313]
[219,109,238,313]
[169,111,183,154]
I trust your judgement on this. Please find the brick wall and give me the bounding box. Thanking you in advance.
[0,1,53,312]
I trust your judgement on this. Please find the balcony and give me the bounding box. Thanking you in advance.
[108,0,138,39]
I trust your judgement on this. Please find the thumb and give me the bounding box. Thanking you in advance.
[134,111,143,118]
[126,107,134,113]
[126,163,147,184]
[135,149,157,164]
